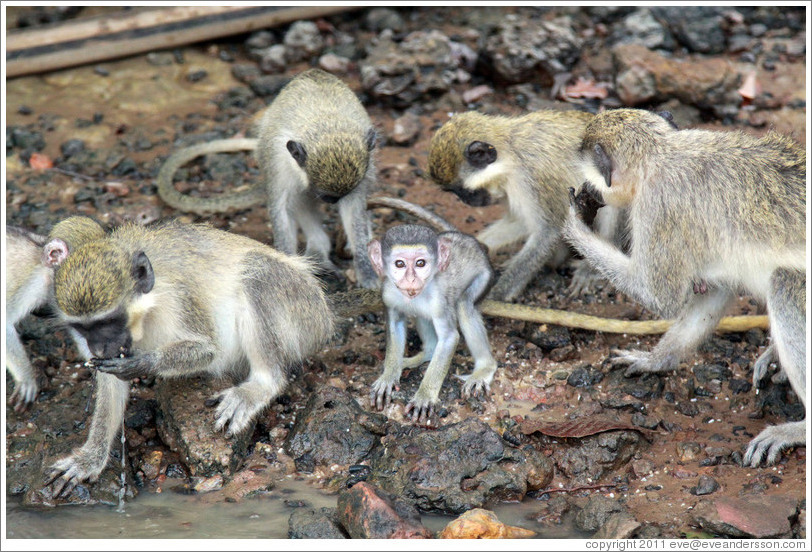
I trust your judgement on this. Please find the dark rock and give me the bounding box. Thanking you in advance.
[575,494,626,532]
[7,126,46,151]
[367,418,553,514]
[185,69,208,83]
[651,6,727,54]
[610,8,675,50]
[728,379,752,395]
[155,376,252,477]
[365,7,406,33]
[246,30,275,50]
[677,401,699,417]
[693,364,732,383]
[692,496,798,538]
[555,431,644,486]
[231,63,261,83]
[593,512,641,539]
[337,482,432,539]
[691,475,720,496]
[283,21,324,63]
[631,412,659,430]
[248,75,289,97]
[124,398,158,430]
[283,386,387,467]
[567,365,603,388]
[289,507,348,539]
[522,324,571,352]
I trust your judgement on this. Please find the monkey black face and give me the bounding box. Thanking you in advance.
[655,110,679,130]
[445,184,493,207]
[592,144,612,188]
[70,309,132,359]
[464,141,497,169]
[287,140,308,168]
[314,190,342,204]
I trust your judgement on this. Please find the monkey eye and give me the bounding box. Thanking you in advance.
[416,259,426,268]
[394,260,406,269]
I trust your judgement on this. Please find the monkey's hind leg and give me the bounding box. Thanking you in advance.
[613,288,733,376]
[744,268,806,467]
[46,372,130,496]
[6,324,40,410]
[752,344,787,387]
[402,317,437,369]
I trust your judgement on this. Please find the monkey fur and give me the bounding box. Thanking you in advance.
[563,108,806,466]
[45,219,335,496]
[5,217,105,411]
[157,68,379,288]
[427,109,626,301]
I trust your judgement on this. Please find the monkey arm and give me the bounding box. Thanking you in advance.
[477,215,527,254]
[488,227,561,302]
[370,309,408,409]
[47,371,130,496]
[406,317,460,422]
[339,186,379,289]
[93,340,217,380]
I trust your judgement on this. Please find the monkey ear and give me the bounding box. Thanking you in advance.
[437,237,452,272]
[656,110,679,130]
[365,128,378,151]
[42,238,70,268]
[286,140,307,168]
[131,251,155,294]
[593,144,612,188]
[367,240,384,277]
[464,141,497,169]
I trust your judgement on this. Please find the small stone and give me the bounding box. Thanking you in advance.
[439,508,536,539]
[60,139,85,158]
[690,475,720,496]
[390,112,421,146]
[192,474,223,493]
[318,53,351,74]
[258,44,288,73]
[676,441,702,463]
[185,69,208,83]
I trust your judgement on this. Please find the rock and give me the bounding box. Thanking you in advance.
[576,494,627,532]
[611,8,674,50]
[155,376,252,477]
[692,496,798,538]
[248,75,289,97]
[650,6,727,54]
[367,418,553,514]
[690,475,720,496]
[231,63,261,83]
[283,21,324,63]
[481,14,582,83]
[612,44,742,117]
[556,431,644,486]
[192,474,223,493]
[522,324,571,352]
[245,30,274,50]
[462,85,493,104]
[337,482,431,539]
[439,508,536,539]
[365,7,405,33]
[592,512,641,539]
[289,507,348,539]
[318,53,351,74]
[283,386,387,468]
[389,112,421,146]
[567,365,604,388]
[220,462,275,501]
[676,441,701,463]
[257,44,288,74]
[7,126,46,151]
[60,139,85,158]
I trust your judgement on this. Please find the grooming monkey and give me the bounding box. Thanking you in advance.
[368,224,497,422]
[45,220,335,495]
[427,109,626,301]
[563,108,806,466]
[157,68,379,288]
[5,217,104,411]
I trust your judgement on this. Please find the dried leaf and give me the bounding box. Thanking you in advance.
[563,77,609,100]
[28,152,54,170]
[738,71,761,101]
[519,417,651,439]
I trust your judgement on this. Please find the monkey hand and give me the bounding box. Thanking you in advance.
[608,348,678,377]
[752,345,776,388]
[461,377,490,399]
[45,449,106,498]
[91,354,155,381]
[10,379,39,413]
[743,421,805,467]
[207,385,265,438]
[404,393,439,424]
[370,376,399,411]
[568,185,604,227]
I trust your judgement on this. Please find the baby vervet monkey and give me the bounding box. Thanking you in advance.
[157,68,379,288]
[427,109,627,301]
[45,220,335,496]
[5,217,105,411]
[563,108,806,467]
[367,224,497,422]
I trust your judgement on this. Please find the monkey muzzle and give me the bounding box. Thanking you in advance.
[445,185,492,207]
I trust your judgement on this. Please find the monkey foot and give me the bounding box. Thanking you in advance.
[567,261,606,298]
[10,381,39,412]
[752,345,776,388]
[210,387,265,437]
[370,377,399,410]
[45,453,103,498]
[405,397,439,424]
[743,421,805,467]
[609,349,677,377]
[459,376,491,399]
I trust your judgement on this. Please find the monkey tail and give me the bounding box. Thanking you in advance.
[367,196,456,232]
[479,300,770,335]
[156,138,265,215]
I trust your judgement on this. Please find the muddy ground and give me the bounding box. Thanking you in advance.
[4,5,808,539]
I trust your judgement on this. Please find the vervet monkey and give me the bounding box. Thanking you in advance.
[563,108,806,466]
[157,68,379,288]
[427,109,625,301]
[368,224,497,422]
[5,217,104,410]
[45,220,335,496]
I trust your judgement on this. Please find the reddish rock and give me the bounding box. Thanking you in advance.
[692,496,799,538]
[337,482,432,539]
[439,508,535,539]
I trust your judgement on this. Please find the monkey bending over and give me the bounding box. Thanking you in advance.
[45,220,335,495]
[5,217,104,411]
[157,68,379,288]
[368,224,497,422]
[427,109,626,301]
[563,108,806,466]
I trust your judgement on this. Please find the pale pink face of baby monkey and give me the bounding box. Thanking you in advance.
[390,246,434,299]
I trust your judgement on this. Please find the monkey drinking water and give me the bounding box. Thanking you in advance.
[368,224,498,422]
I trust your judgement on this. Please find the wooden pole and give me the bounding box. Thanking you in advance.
[6,5,360,78]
